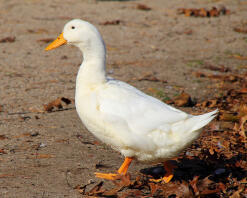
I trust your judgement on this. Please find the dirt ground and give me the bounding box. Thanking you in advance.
[0,0,247,197]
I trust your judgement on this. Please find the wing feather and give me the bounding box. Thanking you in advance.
[98,80,188,135]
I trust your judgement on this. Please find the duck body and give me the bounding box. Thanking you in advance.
[46,19,218,181]
[75,61,216,163]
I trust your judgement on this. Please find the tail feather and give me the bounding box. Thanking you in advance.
[189,109,218,133]
[172,109,218,134]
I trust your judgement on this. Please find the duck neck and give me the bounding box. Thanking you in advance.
[76,41,107,88]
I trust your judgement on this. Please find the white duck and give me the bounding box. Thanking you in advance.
[45,19,218,183]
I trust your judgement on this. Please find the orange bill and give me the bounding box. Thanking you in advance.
[45,33,67,51]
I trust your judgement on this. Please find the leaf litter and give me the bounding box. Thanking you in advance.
[0,36,16,43]
[177,6,230,17]
[43,97,73,112]
[76,61,247,197]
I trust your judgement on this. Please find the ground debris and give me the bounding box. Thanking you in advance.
[167,92,194,107]
[0,135,8,140]
[0,36,16,43]
[43,97,73,112]
[100,20,122,25]
[134,73,167,83]
[234,27,247,34]
[136,4,151,11]
[203,63,230,73]
[177,6,230,17]
[0,149,7,154]
[37,38,54,43]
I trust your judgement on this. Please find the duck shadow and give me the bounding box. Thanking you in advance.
[140,153,246,183]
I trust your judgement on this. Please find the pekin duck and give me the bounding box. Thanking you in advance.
[45,19,218,183]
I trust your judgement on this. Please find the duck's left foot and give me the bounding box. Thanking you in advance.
[95,172,120,180]
[150,161,175,183]
[162,173,174,183]
[149,173,174,183]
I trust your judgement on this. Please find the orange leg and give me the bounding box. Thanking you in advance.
[150,161,175,183]
[162,161,174,183]
[95,157,133,180]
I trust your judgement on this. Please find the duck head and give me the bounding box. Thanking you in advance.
[45,19,105,53]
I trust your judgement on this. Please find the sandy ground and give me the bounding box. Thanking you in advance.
[0,0,247,197]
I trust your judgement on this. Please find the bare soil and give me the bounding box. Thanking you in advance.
[0,0,247,197]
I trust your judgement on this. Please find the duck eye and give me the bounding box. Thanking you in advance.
[71,26,75,29]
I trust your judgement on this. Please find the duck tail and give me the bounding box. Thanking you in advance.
[172,109,218,135]
[187,109,218,133]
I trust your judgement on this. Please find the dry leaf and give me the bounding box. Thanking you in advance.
[32,154,54,159]
[137,4,151,11]
[44,97,72,112]
[0,36,15,43]
[234,27,247,34]
[135,73,167,83]
[86,181,105,196]
[37,38,54,43]
[190,176,199,196]
[177,6,230,17]
[14,133,31,138]
[0,149,7,154]
[220,113,239,122]
[0,135,7,140]
[173,92,193,107]
[232,54,247,60]
[0,174,14,178]
[27,29,48,34]
[100,20,122,25]
[238,115,247,138]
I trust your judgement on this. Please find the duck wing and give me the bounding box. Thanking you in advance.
[96,80,189,150]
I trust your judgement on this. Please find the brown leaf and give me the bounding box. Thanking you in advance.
[204,64,230,72]
[173,92,193,107]
[114,174,131,187]
[149,183,160,195]
[135,73,167,83]
[37,38,54,43]
[209,7,219,17]
[87,181,105,196]
[199,8,208,17]
[238,88,247,94]
[27,28,48,34]
[219,113,239,122]
[0,36,15,43]
[100,20,122,25]
[0,174,14,178]
[0,135,7,140]
[31,154,54,159]
[0,149,7,154]
[193,71,206,78]
[234,27,247,34]
[190,176,200,196]
[177,6,230,17]
[183,29,193,35]
[43,97,72,112]
[232,54,247,60]
[238,115,247,138]
[14,132,32,138]
[137,4,151,11]
[101,174,132,196]
[209,148,215,155]
[163,182,192,197]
